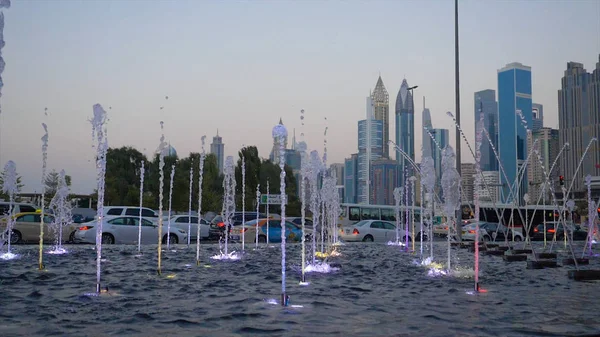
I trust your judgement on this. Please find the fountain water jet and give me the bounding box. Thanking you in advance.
[156,121,167,275]
[90,104,108,293]
[48,169,71,254]
[1,160,17,258]
[195,136,206,265]
[409,176,417,252]
[473,112,484,292]
[309,150,322,265]
[39,122,49,270]
[212,156,237,260]
[166,165,175,250]
[241,153,246,251]
[255,185,260,250]
[299,143,309,284]
[272,123,289,306]
[441,145,461,271]
[137,161,144,252]
[187,160,193,247]
[266,180,270,245]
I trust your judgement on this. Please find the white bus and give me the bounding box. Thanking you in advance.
[338,203,422,228]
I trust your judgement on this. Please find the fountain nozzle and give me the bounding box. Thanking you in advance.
[281,293,290,306]
[475,282,480,293]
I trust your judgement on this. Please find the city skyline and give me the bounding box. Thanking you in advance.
[0,1,598,194]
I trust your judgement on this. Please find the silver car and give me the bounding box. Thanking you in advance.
[73,216,187,245]
[340,220,410,243]
[169,215,210,241]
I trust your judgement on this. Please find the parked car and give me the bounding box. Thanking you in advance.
[339,220,410,243]
[532,222,588,241]
[0,202,37,219]
[462,222,524,242]
[103,206,159,219]
[230,219,308,243]
[168,215,210,241]
[73,216,186,245]
[209,212,270,240]
[0,212,79,244]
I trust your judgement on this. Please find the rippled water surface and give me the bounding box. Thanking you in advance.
[1,241,600,336]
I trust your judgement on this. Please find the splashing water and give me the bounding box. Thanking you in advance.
[266,180,270,245]
[255,184,260,250]
[39,122,49,269]
[138,161,145,252]
[420,155,435,259]
[241,154,246,251]
[213,156,237,260]
[48,169,72,253]
[272,123,288,306]
[0,0,10,114]
[167,165,175,250]
[186,160,193,247]
[156,122,167,275]
[196,136,206,265]
[309,150,322,264]
[473,112,484,291]
[441,145,461,271]
[90,104,108,293]
[2,160,17,254]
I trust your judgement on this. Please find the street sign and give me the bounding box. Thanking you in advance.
[260,194,287,205]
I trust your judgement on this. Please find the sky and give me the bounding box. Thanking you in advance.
[0,0,599,194]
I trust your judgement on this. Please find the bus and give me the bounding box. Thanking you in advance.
[338,203,422,228]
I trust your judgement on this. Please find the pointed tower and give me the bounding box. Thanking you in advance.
[422,96,433,158]
[395,78,415,184]
[270,117,288,164]
[371,75,390,158]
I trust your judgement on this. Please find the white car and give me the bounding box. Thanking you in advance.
[168,215,210,241]
[73,216,187,245]
[462,222,524,242]
[340,220,410,243]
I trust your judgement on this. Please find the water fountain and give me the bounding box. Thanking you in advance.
[1,160,17,259]
[48,169,71,254]
[166,164,175,250]
[299,143,309,284]
[241,152,246,251]
[39,122,49,270]
[272,122,288,306]
[585,175,595,256]
[90,104,108,293]
[255,184,260,250]
[266,180,270,245]
[156,121,167,275]
[187,160,193,247]
[420,156,436,259]
[409,175,417,252]
[392,187,402,245]
[473,113,484,292]
[308,150,321,265]
[195,136,206,266]
[137,161,144,252]
[212,156,237,260]
[441,145,460,272]
[0,0,9,114]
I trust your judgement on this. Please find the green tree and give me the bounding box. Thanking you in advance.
[235,146,261,211]
[0,169,24,201]
[44,169,72,205]
[259,159,300,216]
[201,153,224,213]
[104,146,148,206]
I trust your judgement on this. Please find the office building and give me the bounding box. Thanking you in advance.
[474,89,499,172]
[210,130,225,174]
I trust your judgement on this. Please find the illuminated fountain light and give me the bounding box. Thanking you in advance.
[0,251,18,260]
[210,251,241,261]
[46,247,68,255]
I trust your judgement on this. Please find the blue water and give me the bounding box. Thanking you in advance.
[1,242,599,336]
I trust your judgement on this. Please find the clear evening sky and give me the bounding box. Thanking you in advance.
[0,0,599,194]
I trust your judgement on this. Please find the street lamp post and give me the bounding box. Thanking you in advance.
[454,0,462,241]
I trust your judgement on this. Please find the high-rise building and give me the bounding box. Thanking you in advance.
[532,103,544,132]
[479,171,500,203]
[371,76,390,159]
[422,97,433,159]
[210,130,225,174]
[357,113,383,204]
[270,118,289,165]
[558,57,600,195]
[344,154,358,203]
[527,128,559,203]
[461,163,476,203]
[330,163,345,202]
[431,128,449,199]
[395,79,415,184]
[371,159,399,205]
[498,62,533,204]
[474,89,498,172]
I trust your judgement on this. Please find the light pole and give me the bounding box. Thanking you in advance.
[406,85,418,179]
[454,0,462,241]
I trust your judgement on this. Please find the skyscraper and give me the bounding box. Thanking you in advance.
[270,118,288,164]
[474,89,498,172]
[357,109,383,204]
[210,130,225,174]
[344,154,358,203]
[558,57,600,195]
[371,76,390,159]
[422,97,433,159]
[497,62,533,204]
[461,163,476,203]
[527,128,559,202]
[532,103,544,132]
[395,79,415,184]
[431,128,449,199]
[330,163,345,202]
[372,159,399,205]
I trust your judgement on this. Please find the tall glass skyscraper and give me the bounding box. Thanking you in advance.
[474,89,498,172]
[431,128,449,199]
[395,79,415,185]
[357,116,383,204]
[532,103,544,132]
[422,98,433,159]
[210,130,225,174]
[344,154,358,203]
[497,62,533,204]
[371,76,390,159]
